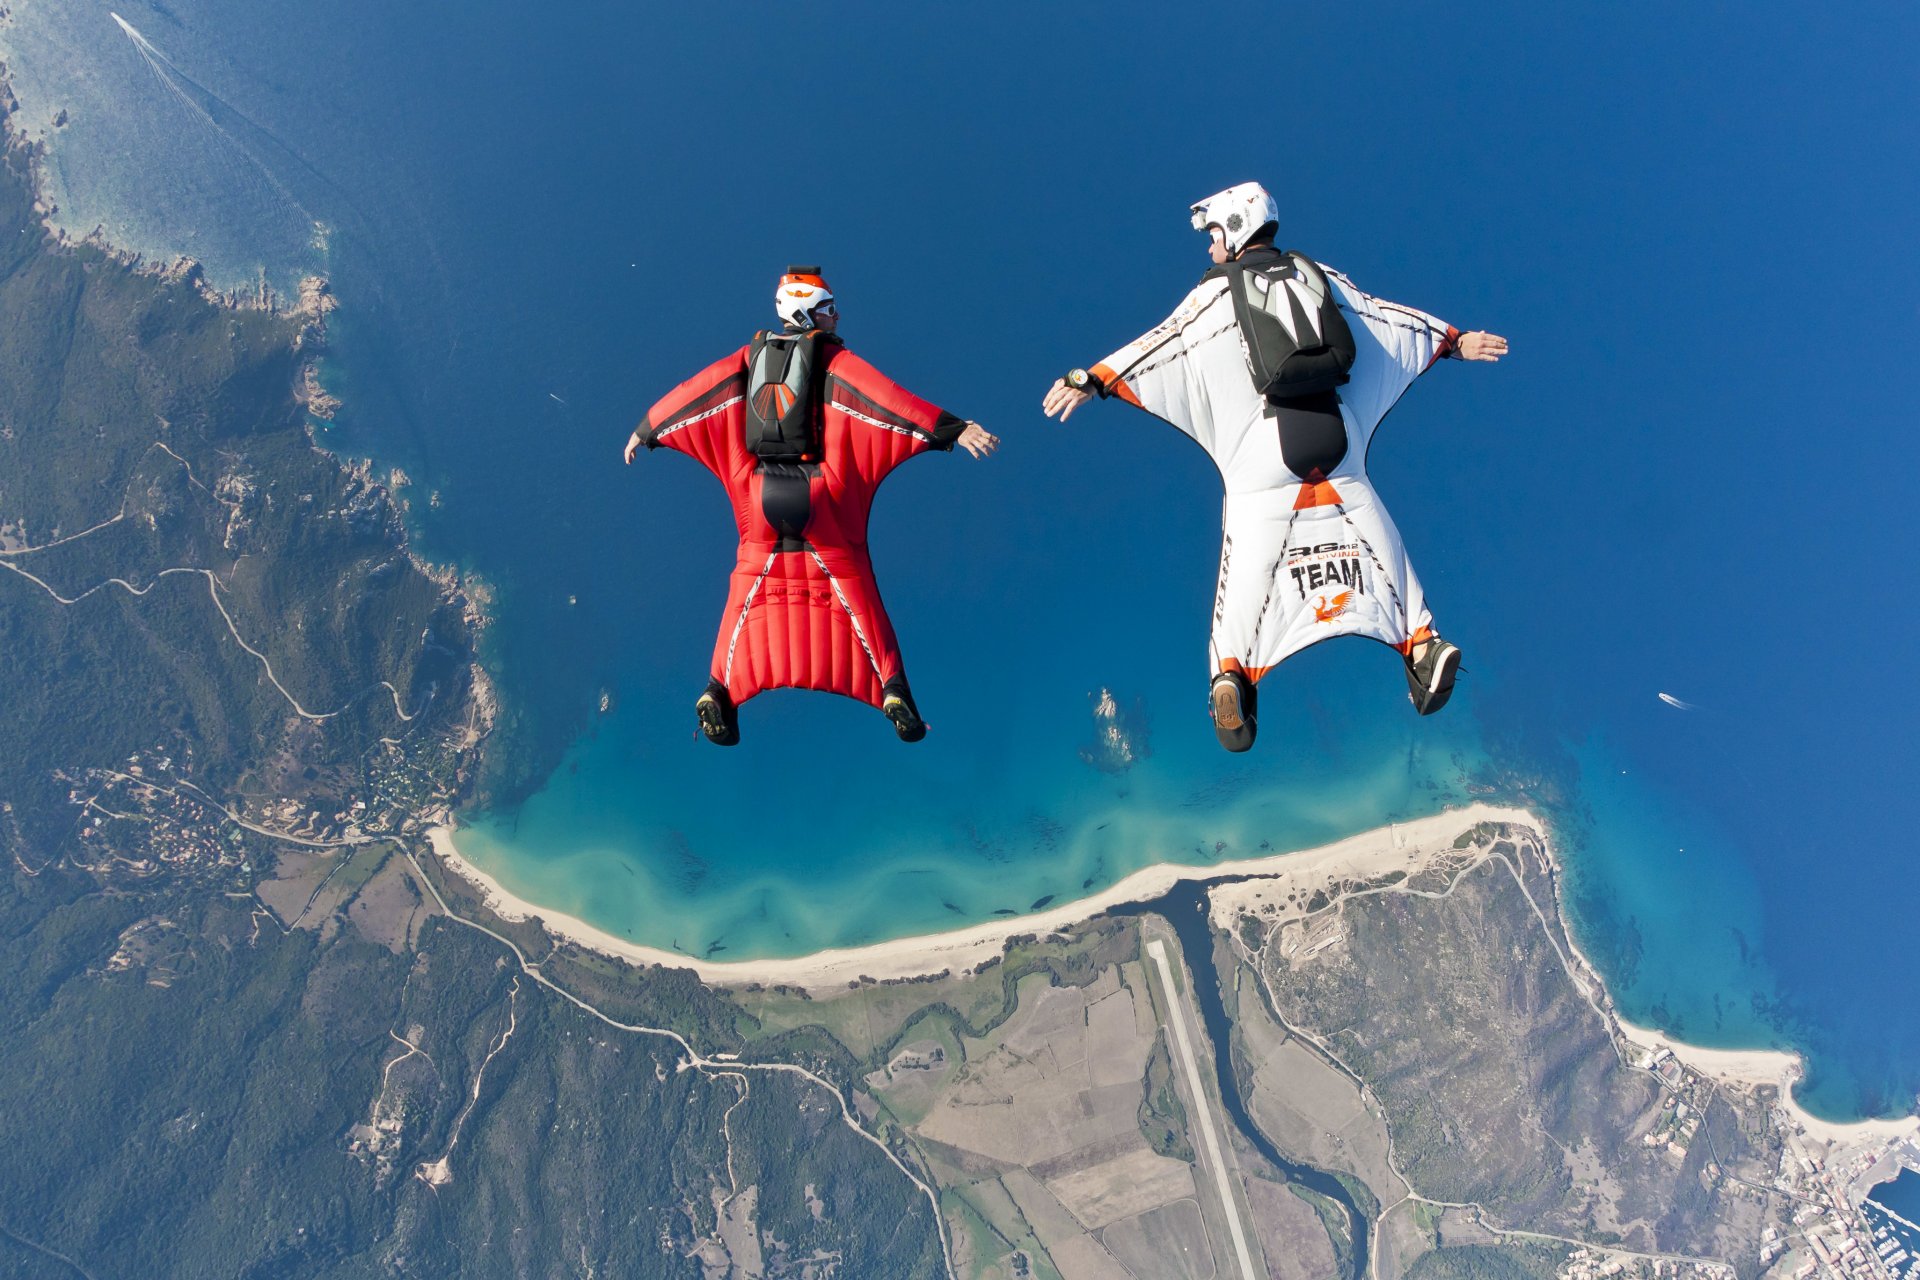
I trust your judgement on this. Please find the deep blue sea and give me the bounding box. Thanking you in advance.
[7,0,1915,1122]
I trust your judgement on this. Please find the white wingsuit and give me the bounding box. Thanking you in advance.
[1088,263,1459,685]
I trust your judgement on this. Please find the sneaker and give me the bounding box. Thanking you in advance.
[1210,670,1257,753]
[695,682,740,746]
[882,680,927,743]
[1406,637,1462,716]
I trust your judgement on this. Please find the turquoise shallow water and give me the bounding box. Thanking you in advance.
[1553,739,1778,1049]
[7,0,1917,1122]
[451,640,1494,960]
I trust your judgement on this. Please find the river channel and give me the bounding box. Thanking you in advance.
[1107,878,1371,1280]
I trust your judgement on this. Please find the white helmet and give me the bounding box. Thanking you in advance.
[1189,182,1278,257]
[774,265,835,330]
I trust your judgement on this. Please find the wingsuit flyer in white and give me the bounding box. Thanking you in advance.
[1087,266,1458,685]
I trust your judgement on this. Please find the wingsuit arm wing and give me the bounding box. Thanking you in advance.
[1083,279,1235,454]
[823,349,969,483]
[632,347,751,479]
[1323,268,1462,433]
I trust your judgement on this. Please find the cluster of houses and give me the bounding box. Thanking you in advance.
[1559,1248,1734,1280]
[1559,1048,1920,1280]
[1772,1132,1917,1280]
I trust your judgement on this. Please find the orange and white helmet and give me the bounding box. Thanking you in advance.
[775,265,835,330]
[1189,182,1278,257]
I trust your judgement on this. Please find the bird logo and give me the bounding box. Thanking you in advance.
[1312,590,1353,623]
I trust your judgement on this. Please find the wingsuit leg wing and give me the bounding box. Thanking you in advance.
[710,540,904,710]
[1210,482,1436,684]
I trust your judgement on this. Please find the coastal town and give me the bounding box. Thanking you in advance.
[1779,1131,1920,1280]
[51,723,477,893]
[1552,1040,1920,1280]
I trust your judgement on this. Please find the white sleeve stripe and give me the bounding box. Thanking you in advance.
[829,399,924,440]
[655,394,744,439]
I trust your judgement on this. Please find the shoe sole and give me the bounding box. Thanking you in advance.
[1416,646,1462,717]
[696,695,739,746]
[883,696,926,743]
[1211,678,1245,731]
[1211,675,1256,752]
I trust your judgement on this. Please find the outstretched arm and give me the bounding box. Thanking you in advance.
[621,347,751,477]
[822,349,999,483]
[1321,266,1511,430]
[1039,278,1225,447]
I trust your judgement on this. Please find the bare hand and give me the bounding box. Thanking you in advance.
[624,430,644,464]
[957,421,999,459]
[1457,331,1509,362]
[1042,379,1094,422]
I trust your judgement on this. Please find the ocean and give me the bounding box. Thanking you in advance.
[6,0,1915,1122]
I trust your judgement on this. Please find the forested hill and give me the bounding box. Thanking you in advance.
[0,96,479,855]
[0,86,948,1277]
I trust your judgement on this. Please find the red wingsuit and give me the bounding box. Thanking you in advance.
[635,339,969,713]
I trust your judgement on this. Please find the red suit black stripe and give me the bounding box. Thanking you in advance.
[638,344,964,712]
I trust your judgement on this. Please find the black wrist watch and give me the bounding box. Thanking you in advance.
[1064,367,1102,396]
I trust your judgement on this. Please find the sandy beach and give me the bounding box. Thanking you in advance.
[428,803,1528,992]
[427,804,1918,1142]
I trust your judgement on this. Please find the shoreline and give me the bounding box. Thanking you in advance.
[429,804,1528,990]
[1531,826,1920,1146]
[1611,1013,1918,1145]
[427,806,1920,1142]
[5,83,498,762]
